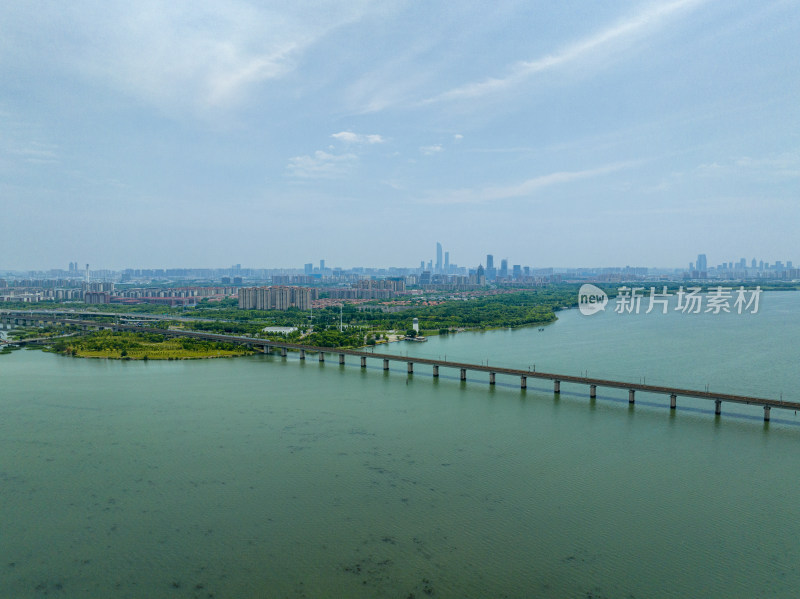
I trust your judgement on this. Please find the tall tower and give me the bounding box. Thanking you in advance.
[486,254,494,270]
[436,242,443,273]
[696,254,707,272]
[444,251,450,273]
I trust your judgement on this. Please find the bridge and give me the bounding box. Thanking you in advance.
[2,311,796,422]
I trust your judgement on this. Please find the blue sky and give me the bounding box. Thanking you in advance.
[2,0,798,271]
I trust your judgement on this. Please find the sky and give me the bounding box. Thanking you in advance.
[1,0,798,271]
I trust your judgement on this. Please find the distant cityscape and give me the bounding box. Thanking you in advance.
[2,246,797,307]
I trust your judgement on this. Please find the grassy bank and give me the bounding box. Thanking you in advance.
[50,331,254,360]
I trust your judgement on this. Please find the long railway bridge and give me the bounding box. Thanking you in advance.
[2,311,797,422]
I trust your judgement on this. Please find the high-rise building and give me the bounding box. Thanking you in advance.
[436,242,443,273]
[486,254,494,270]
[320,259,325,271]
[500,259,508,278]
[304,263,313,275]
[696,254,707,272]
[444,251,449,273]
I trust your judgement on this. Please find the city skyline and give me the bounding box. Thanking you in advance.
[3,245,799,279]
[2,1,798,269]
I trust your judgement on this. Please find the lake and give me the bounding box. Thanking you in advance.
[2,291,799,597]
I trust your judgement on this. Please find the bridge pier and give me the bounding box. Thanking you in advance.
[460,368,466,381]
[318,352,324,363]
[339,353,345,365]
[299,349,305,360]
[715,399,722,415]
[281,347,287,358]
[433,365,439,377]
[489,372,496,385]
[628,389,635,404]
[670,394,677,409]
[360,356,366,368]
[554,380,560,394]
[520,375,527,389]
[383,358,389,371]
[590,384,596,398]
[764,405,771,422]
[407,362,414,374]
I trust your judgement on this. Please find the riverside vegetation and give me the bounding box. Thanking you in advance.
[48,331,253,360]
[4,282,781,358]
[5,286,594,358]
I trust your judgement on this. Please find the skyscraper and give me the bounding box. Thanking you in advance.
[696,254,707,272]
[486,254,495,281]
[436,242,443,273]
[444,251,449,273]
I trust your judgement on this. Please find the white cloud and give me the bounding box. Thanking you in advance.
[10,142,59,164]
[425,0,706,104]
[3,1,377,115]
[422,162,633,205]
[331,131,385,144]
[697,152,800,179]
[420,145,443,155]
[454,134,464,142]
[286,150,357,179]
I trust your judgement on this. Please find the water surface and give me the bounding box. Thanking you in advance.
[2,292,799,598]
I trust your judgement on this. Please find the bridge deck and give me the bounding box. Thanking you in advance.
[3,313,797,413]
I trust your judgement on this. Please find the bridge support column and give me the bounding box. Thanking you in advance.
[339,353,345,365]
[715,399,722,415]
[360,356,366,368]
[281,347,287,358]
[460,368,467,381]
[520,375,527,389]
[319,352,324,363]
[299,349,305,360]
[554,380,560,394]
[407,362,413,374]
[764,405,771,422]
[433,365,439,377]
[263,345,270,354]
[628,389,635,404]
[383,358,389,371]
[489,372,496,385]
[590,384,596,398]
[670,394,677,409]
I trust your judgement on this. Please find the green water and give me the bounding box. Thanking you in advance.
[2,293,799,598]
